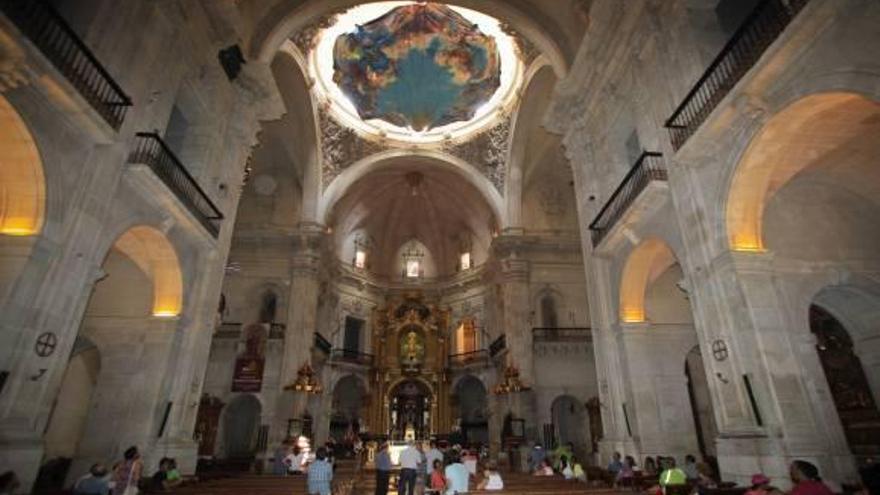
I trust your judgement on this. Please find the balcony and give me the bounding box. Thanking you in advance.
[314,332,332,355]
[533,327,592,343]
[128,132,223,238]
[488,335,506,358]
[664,0,810,150]
[588,152,666,248]
[214,322,285,339]
[330,348,374,367]
[0,0,132,130]
[448,350,490,368]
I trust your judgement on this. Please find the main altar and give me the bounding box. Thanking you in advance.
[364,294,454,440]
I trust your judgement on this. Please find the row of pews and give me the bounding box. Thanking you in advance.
[160,460,359,495]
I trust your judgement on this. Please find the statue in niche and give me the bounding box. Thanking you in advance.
[400,330,425,366]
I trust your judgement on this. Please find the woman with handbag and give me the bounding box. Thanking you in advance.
[112,446,143,495]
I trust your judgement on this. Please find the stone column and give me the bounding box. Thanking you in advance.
[273,226,324,444]
[496,243,536,440]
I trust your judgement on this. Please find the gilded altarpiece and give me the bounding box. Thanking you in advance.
[367,295,453,439]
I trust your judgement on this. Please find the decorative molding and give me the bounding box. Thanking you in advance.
[291,12,341,56]
[319,109,389,187]
[442,116,511,193]
[500,23,540,67]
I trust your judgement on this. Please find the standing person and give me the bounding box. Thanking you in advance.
[307,447,334,495]
[444,453,470,495]
[375,442,392,495]
[528,444,546,472]
[399,440,421,495]
[429,460,446,494]
[425,441,444,476]
[789,460,834,495]
[273,441,289,475]
[112,446,143,495]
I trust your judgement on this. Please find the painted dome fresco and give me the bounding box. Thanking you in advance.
[310,2,524,144]
[332,3,501,132]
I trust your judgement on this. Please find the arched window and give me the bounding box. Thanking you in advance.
[456,318,477,354]
[258,291,277,323]
[540,294,558,328]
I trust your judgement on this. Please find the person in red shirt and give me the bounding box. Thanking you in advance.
[789,460,834,495]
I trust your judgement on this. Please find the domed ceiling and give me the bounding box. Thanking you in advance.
[311,2,523,144]
[332,3,501,132]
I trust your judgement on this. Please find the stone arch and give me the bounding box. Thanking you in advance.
[725,92,880,252]
[550,394,587,451]
[222,393,263,458]
[252,0,570,78]
[320,149,506,227]
[533,285,565,328]
[0,94,45,236]
[618,237,678,323]
[110,226,184,317]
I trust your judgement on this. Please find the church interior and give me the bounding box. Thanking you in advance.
[0,0,878,494]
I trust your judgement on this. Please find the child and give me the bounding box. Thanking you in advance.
[428,459,446,494]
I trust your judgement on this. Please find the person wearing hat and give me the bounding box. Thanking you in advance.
[745,473,773,495]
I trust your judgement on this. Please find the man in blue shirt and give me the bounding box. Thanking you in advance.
[374,442,392,495]
[308,447,333,495]
[444,453,470,494]
[608,452,624,475]
[73,464,111,495]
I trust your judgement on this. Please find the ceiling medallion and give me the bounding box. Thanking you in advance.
[310,2,524,145]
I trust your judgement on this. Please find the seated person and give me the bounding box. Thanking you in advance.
[73,464,111,495]
[476,462,504,491]
[616,455,636,486]
[744,473,774,495]
[534,459,555,476]
[570,456,587,483]
[444,454,470,495]
[164,458,182,489]
[560,456,574,480]
[150,458,171,492]
[429,459,446,494]
[646,457,687,495]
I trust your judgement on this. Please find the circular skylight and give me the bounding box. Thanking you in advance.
[310,2,523,145]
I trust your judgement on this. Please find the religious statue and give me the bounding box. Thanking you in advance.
[400,330,425,365]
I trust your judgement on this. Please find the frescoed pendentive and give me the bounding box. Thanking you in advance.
[332,3,501,132]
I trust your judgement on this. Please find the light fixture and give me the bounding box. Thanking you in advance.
[285,363,323,394]
[493,365,530,395]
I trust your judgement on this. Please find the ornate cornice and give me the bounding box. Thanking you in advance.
[319,108,389,187]
[442,115,511,193]
[290,11,342,56]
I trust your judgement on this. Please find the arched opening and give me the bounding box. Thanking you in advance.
[540,294,559,328]
[726,92,880,253]
[0,94,46,309]
[258,290,278,323]
[388,379,432,441]
[0,94,45,236]
[619,238,716,459]
[809,288,880,457]
[550,395,588,457]
[40,337,100,491]
[454,376,488,444]
[330,375,366,444]
[51,225,184,485]
[223,394,263,459]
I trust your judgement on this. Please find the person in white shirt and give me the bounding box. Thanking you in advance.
[425,441,444,475]
[398,441,422,495]
[476,462,504,491]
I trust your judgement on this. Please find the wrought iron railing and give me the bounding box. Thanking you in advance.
[331,349,374,366]
[314,332,332,355]
[448,350,490,367]
[0,0,132,130]
[588,152,665,247]
[128,132,223,237]
[664,0,810,150]
[533,327,592,342]
[489,335,506,357]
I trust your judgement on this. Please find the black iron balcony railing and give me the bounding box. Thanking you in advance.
[128,132,223,237]
[314,332,332,355]
[448,349,490,367]
[533,327,592,342]
[0,0,132,130]
[489,335,506,357]
[331,348,374,366]
[664,0,810,150]
[588,152,666,247]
